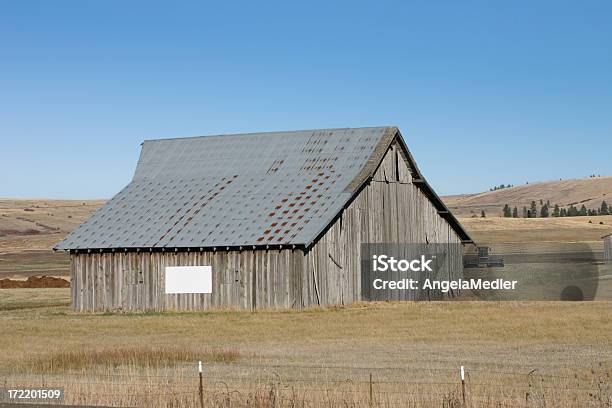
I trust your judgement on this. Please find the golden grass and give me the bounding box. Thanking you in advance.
[14,347,240,373]
[2,191,611,406]
[0,287,69,310]
[460,215,612,231]
[2,358,610,407]
[458,215,612,244]
[3,352,611,407]
[0,199,104,252]
[2,292,611,368]
[442,176,612,218]
[1,291,611,406]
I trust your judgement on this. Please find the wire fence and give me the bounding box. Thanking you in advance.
[0,362,610,407]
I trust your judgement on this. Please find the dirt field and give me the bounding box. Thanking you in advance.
[0,291,611,406]
[0,275,70,288]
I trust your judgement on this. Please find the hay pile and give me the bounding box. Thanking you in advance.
[0,276,70,288]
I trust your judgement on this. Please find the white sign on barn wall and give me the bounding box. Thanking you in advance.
[164,266,212,294]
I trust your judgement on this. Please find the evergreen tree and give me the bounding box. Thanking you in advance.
[523,206,528,218]
[530,201,537,218]
[540,199,543,205]
[540,204,549,218]
[503,204,512,217]
[568,205,578,216]
[553,204,560,217]
[560,208,567,217]
[512,207,518,218]
[481,210,486,218]
[602,201,609,216]
[579,205,588,216]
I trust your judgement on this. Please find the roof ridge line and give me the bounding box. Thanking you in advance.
[142,126,395,143]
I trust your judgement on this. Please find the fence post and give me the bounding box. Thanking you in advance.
[198,361,204,408]
[369,372,373,407]
[461,365,466,406]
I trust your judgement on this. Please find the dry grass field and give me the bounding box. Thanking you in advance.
[0,199,104,279]
[458,215,612,302]
[2,188,612,406]
[459,215,612,244]
[0,291,611,407]
[444,176,612,218]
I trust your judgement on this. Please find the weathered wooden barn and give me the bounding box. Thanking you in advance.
[55,127,472,311]
[604,234,612,263]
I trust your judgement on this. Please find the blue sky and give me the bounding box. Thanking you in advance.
[1,1,611,199]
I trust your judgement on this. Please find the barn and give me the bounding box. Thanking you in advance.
[55,127,472,311]
[604,234,612,263]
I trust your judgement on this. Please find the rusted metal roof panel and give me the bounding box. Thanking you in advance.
[56,127,391,249]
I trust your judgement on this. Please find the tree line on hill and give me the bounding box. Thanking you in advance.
[490,184,514,191]
[500,200,609,218]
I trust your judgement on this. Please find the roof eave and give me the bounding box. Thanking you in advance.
[304,126,474,248]
[393,129,474,244]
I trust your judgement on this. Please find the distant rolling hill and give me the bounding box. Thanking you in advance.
[0,199,104,278]
[0,199,105,253]
[443,176,612,218]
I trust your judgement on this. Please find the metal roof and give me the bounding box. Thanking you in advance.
[55,126,472,250]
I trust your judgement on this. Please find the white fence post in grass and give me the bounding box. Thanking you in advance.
[369,372,373,407]
[198,361,204,408]
[460,365,466,406]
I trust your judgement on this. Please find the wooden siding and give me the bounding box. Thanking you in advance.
[70,141,464,311]
[605,236,612,263]
[304,142,463,306]
[70,249,304,312]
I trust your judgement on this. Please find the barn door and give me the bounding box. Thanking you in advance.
[122,265,145,311]
[221,267,241,307]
